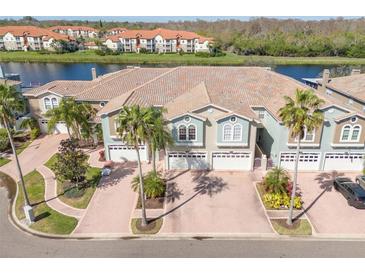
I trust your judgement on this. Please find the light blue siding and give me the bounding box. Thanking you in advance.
[170,115,204,146]
[216,115,250,145]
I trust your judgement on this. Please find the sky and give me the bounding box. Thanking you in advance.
[0,16,362,22]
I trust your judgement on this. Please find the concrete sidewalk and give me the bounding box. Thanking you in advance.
[0,134,66,181]
[37,165,85,219]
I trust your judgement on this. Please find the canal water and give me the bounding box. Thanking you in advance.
[0,62,333,86]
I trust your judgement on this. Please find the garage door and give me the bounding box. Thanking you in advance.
[212,152,252,171]
[168,152,208,170]
[38,119,68,134]
[323,152,365,171]
[279,152,321,171]
[108,145,147,162]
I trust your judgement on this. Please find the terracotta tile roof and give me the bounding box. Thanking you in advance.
[23,80,92,97]
[118,28,208,40]
[0,26,69,41]
[322,73,365,102]
[108,27,128,32]
[0,79,21,86]
[48,26,97,32]
[105,35,121,42]
[76,68,172,101]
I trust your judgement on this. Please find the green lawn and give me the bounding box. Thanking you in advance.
[2,50,365,66]
[15,170,78,235]
[131,218,163,235]
[0,157,11,167]
[271,218,312,236]
[15,140,32,155]
[45,153,101,209]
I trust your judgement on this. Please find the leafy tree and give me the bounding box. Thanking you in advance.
[263,167,290,194]
[0,84,31,210]
[53,139,89,188]
[116,105,153,227]
[278,89,324,225]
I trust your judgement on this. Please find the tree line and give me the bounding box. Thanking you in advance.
[2,17,365,57]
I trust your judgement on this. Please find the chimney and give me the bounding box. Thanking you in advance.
[320,69,330,92]
[351,69,361,76]
[91,67,97,80]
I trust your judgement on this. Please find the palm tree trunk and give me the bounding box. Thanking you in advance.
[151,143,156,173]
[66,125,71,139]
[3,119,31,206]
[287,136,301,226]
[135,144,148,227]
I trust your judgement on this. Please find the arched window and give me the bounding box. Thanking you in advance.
[223,124,232,141]
[178,125,187,141]
[188,125,196,141]
[51,97,58,108]
[341,125,351,141]
[233,124,242,141]
[44,97,51,110]
[351,125,362,141]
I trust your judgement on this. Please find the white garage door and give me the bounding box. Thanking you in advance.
[38,119,68,134]
[168,152,208,170]
[279,152,321,171]
[323,152,365,171]
[212,152,252,171]
[108,145,147,162]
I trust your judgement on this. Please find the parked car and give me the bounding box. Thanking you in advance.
[334,177,365,209]
[355,175,365,189]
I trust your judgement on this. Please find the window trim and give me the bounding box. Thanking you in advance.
[187,124,197,141]
[294,126,316,143]
[340,124,362,143]
[232,124,242,141]
[51,97,58,108]
[223,124,233,141]
[43,97,52,110]
[178,124,187,141]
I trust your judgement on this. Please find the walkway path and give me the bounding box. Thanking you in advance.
[37,165,85,219]
[0,134,67,181]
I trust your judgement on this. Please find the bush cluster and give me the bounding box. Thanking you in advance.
[263,193,302,209]
[0,128,9,152]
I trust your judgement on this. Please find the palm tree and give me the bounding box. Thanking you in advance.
[279,89,324,225]
[45,98,95,141]
[45,98,76,138]
[0,84,32,219]
[116,105,153,226]
[147,107,173,173]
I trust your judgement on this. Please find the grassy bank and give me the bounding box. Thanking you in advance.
[45,153,101,209]
[15,170,78,234]
[2,51,365,66]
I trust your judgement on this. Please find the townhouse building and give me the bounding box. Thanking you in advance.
[0,26,69,51]
[106,27,128,36]
[23,66,365,172]
[48,26,98,39]
[104,28,212,53]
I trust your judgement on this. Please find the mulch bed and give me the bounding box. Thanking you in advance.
[273,218,301,230]
[136,195,165,209]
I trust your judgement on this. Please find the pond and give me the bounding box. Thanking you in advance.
[0,62,334,86]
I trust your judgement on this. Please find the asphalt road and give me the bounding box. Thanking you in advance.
[2,187,365,258]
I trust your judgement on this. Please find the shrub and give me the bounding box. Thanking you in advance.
[0,128,9,152]
[263,167,290,194]
[131,171,166,199]
[30,127,41,140]
[195,51,211,58]
[139,48,149,54]
[263,192,302,209]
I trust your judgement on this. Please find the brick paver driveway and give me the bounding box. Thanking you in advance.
[298,171,365,235]
[0,134,66,181]
[160,170,273,234]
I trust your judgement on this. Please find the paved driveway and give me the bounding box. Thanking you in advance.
[298,172,365,235]
[160,170,273,234]
[73,162,148,235]
[0,134,66,180]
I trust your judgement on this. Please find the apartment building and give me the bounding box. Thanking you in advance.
[104,28,212,53]
[106,27,128,36]
[23,66,365,172]
[0,26,69,51]
[48,26,98,38]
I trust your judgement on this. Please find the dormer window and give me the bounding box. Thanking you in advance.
[44,98,51,110]
[340,124,362,142]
